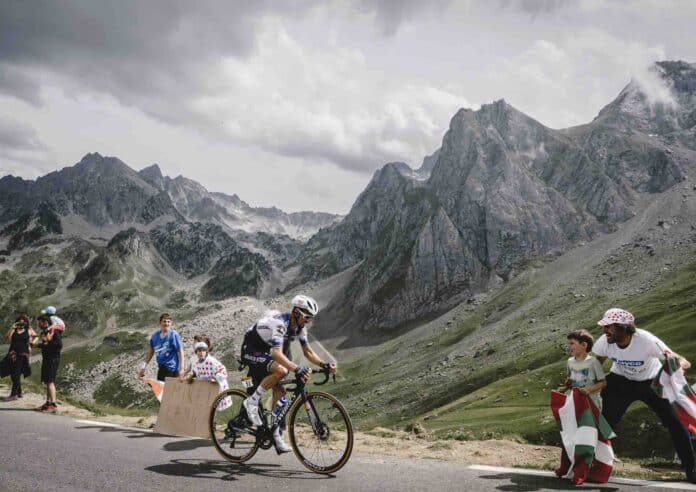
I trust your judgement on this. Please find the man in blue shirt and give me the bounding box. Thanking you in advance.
[138,313,185,381]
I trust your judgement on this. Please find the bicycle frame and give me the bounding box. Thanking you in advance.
[250,368,334,451]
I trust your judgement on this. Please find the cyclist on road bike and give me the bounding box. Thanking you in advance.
[241,294,337,452]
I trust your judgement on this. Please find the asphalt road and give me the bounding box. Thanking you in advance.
[1,409,694,492]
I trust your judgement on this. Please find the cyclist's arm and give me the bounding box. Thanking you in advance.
[270,346,299,372]
[302,344,324,367]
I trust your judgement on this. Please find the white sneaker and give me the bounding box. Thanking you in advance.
[243,398,262,427]
[273,428,292,454]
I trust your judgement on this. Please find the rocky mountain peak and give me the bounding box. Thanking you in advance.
[594,60,696,134]
[138,164,165,190]
[72,153,135,177]
[381,161,414,178]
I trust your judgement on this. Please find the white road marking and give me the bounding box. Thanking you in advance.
[468,465,696,490]
[74,419,153,433]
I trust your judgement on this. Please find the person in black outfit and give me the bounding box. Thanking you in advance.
[35,314,63,412]
[2,315,37,400]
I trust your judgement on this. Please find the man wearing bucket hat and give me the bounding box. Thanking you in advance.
[593,308,696,483]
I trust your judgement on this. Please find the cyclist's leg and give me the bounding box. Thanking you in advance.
[270,362,288,404]
[245,357,286,407]
[256,360,287,393]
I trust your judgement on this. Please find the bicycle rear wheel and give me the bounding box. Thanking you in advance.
[209,388,259,463]
[288,391,353,474]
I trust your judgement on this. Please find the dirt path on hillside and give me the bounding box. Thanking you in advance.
[0,383,684,482]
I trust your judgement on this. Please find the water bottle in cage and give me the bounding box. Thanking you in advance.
[271,396,288,425]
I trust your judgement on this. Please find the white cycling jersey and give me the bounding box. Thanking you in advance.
[248,313,308,349]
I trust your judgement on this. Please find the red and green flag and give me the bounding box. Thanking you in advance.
[653,355,696,436]
[550,388,616,484]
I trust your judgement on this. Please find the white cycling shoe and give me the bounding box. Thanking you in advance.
[243,398,263,427]
[273,428,292,454]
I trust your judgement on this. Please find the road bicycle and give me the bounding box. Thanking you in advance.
[208,367,353,474]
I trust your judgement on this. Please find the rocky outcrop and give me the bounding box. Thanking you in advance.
[68,219,272,300]
[1,203,63,250]
[200,250,271,300]
[148,221,239,277]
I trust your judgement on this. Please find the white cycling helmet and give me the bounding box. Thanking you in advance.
[291,295,319,317]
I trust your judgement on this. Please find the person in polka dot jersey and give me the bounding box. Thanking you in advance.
[182,335,231,409]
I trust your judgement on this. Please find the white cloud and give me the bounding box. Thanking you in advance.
[188,21,474,172]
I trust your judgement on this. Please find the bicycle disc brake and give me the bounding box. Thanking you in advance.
[315,421,330,441]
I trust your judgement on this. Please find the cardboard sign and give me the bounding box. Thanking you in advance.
[154,378,221,438]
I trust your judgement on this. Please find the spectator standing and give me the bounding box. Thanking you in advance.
[2,315,37,400]
[35,314,64,412]
[138,313,184,382]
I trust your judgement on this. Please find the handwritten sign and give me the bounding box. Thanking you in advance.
[154,378,220,438]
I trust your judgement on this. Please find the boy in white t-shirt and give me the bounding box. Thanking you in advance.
[593,308,695,484]
[559,329,606,409]
[555,329,607,482]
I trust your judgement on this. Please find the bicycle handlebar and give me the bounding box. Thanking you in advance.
[313,367,335,386]
[278,366,335,388]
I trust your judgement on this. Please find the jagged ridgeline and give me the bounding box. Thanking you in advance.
[0,153,341,331]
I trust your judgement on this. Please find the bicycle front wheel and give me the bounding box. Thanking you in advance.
[287,391,354,474]
[209,388,259,463]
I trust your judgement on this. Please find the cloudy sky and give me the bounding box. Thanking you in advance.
[1,1,695,214]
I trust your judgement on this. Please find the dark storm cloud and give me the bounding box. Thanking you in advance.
[497,0,567,16]
[359,0,453,36]
[0,1,310,122]
[0,65,42,106]
[0,1,261,64]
